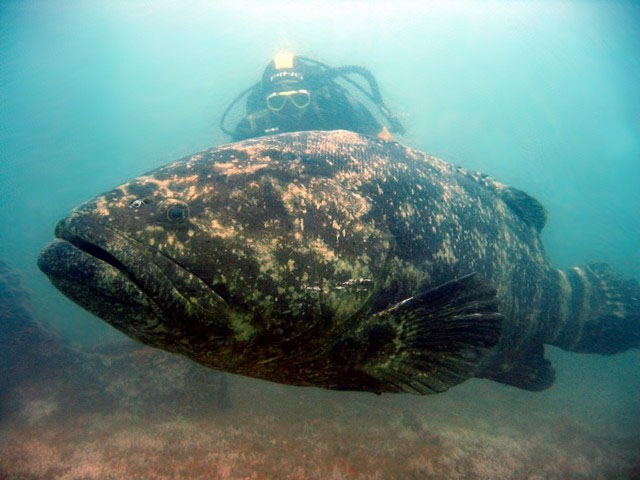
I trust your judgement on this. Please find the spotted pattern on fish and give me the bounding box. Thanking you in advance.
[38,130,640,394]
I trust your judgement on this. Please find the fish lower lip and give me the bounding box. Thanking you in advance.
[38,237,167,344]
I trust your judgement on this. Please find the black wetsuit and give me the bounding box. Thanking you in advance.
[231,76,383,141]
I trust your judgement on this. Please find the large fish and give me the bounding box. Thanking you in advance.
[38,130,640,394]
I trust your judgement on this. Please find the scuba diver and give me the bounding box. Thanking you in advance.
[220,53,405,141]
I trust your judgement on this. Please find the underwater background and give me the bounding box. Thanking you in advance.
[1,1,639,478]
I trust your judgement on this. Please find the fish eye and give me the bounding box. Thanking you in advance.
[165,201,189,224]
[129,199,143,209]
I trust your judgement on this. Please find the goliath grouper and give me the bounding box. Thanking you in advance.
[38,130,640,394]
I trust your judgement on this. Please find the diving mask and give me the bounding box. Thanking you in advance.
[266,89,311,112]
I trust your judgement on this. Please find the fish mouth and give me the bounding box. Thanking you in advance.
[54,221,142,289]
[38,215,170,343]
[38,213,230,343]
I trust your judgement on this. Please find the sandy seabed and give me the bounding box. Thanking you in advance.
[1,354,639,480]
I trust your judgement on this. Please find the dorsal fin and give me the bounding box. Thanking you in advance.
[455,167,548,232]
[498,185,548,233]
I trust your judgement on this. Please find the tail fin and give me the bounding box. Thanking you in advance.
[546,263,640,354]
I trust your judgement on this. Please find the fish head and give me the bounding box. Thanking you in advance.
[38,136,393,366]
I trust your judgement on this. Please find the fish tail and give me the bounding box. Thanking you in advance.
[546,263,640,354]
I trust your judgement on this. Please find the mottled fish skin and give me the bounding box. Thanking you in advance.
[38,130,640,394]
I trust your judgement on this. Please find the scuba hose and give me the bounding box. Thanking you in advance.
[219,83,259,137]
[297,57,405,134]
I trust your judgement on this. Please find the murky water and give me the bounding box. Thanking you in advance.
[1,1,639,478]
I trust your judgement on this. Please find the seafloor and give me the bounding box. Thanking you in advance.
[2,262,639,480]
[2,361,639,480]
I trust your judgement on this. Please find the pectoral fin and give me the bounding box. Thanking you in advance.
[357,273,503,394]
